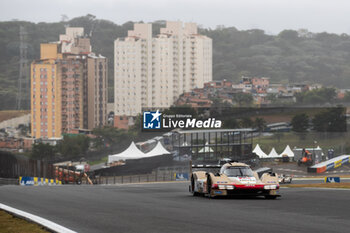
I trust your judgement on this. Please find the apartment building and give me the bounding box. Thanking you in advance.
[114,21,212,116]
[31,28,107,139]
[87,55,108,130]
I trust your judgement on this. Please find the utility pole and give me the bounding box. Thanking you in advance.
[16,25,29,110]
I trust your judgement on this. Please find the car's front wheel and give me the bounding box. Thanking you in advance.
[206,175,213,198]
[191,176,199,196]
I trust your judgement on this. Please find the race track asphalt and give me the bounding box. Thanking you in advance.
[0,182,349,233]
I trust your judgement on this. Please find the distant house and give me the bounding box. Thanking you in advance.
[287,83,309,93]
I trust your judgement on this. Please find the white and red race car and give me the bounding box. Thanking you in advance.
[278,174,293,184]
[190,161,280,199]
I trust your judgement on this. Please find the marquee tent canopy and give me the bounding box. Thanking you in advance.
[108,142,146,163]
[252,144,268,158]
[279,145,294,158]
[199,142,214,153]
[268,148,280,158]
[145,141,171,157]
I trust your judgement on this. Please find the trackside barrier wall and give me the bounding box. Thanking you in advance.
[0,151,55,179]
[92,171,189,184]
[19,176,62,186]
[307,155,350,173]
[94,154,173,176]
[0,177,18,185]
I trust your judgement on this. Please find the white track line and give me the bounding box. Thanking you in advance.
[0,203,77,233]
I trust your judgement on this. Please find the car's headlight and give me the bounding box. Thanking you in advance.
[218,185,225,189]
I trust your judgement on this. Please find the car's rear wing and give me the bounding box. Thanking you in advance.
[190,161,221,174]
[191,164,221,168]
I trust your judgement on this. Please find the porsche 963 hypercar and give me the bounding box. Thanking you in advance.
[190,161,280,199]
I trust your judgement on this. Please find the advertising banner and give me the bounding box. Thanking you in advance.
[19,176,34,186]
[175,173,189,181]
[19,176,61,186]
[325,177,340,183]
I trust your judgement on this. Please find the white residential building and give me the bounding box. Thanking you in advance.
[114,21,212,116]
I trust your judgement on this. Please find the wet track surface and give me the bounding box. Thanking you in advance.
[0,182,350,233]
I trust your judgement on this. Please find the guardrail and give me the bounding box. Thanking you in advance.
[308,155,350,173]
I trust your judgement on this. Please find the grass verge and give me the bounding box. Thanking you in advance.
[284,183,350,189]
[0,210,48,233]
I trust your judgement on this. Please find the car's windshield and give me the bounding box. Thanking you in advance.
[223,167,254,177]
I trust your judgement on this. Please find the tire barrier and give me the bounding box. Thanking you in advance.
[307,155,350,173]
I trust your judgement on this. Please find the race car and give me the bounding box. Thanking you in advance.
[190,161,280,199]
[278,174,293,184]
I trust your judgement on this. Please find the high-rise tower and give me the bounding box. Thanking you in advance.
[114,21,212,116]
[31,28,108,138]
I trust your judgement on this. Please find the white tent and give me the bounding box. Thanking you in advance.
[268,148,280,158]
[145,141,171,157]
[252,144,268,158]
[181,141,189,146]
[198,142,214,153]
[279,145,294,158]
[108,142,146,163]
[198,146,214,153]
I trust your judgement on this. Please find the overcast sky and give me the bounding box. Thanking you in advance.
[1,0,350,35]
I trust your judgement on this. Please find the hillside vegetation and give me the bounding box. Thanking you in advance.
[1,15,350,110]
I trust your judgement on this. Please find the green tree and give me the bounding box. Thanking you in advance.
[93,126,133,144]
[232,93,253,107]
[209,98,231,116]
[278,30,299,41]
[312,107,346,132]
[31,142,56,160]
[240,117,253,128]
[342,91,350,102]
[254,117,266,132]
[291,113,309,132]
[298,88,337,105]
[57,135,90,159]
[224,118,239,128]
